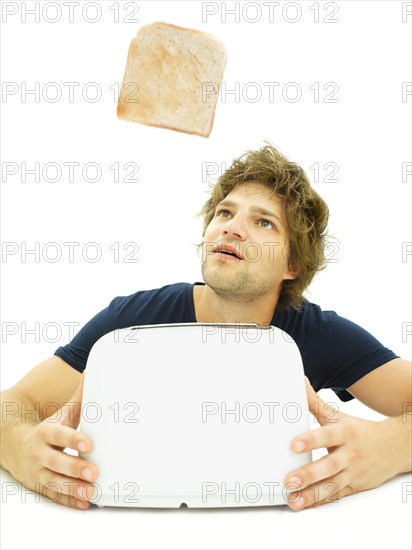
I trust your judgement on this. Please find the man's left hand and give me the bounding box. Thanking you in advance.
[284,377,403,511]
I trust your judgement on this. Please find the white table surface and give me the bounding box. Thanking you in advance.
[2,390,412,550]
[2,390,411,550]
[1,466,411,550]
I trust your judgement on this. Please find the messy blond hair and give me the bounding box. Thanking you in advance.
[200,144,329,310]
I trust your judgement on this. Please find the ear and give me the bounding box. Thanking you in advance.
[283,242,299,281]
[283,267,299,282]
[283,254,299,281]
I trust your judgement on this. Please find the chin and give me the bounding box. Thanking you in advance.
[203,268,250,296]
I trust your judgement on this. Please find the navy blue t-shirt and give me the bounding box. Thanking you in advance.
[54,282,398,402]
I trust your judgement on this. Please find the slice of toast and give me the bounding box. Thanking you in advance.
[117,22,227,138]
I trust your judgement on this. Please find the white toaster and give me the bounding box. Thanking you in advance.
[79,323,312,508]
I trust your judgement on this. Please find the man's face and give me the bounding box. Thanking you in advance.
[201,182,297,302]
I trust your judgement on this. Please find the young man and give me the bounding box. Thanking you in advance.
[1,145,411,511]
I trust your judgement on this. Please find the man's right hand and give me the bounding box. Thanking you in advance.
[13,373,99,509]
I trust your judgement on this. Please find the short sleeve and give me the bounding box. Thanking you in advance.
[54,298,118,372]
[272,302,400,403]
[323,314,399,402]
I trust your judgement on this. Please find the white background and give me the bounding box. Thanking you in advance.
[1,1,411,549]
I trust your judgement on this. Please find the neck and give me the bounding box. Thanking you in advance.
[193,284,277,326]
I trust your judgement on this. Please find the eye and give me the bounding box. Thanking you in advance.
[216,208,231,218]
[258,219,275,230]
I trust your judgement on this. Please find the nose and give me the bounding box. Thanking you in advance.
[222,213,247,241]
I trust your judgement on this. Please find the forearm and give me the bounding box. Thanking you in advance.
[1,376,95,510]
[0,388,40,476]
[384,412,412,475]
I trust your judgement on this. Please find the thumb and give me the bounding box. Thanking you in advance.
[57,371,85,429]
[304,376,339,426]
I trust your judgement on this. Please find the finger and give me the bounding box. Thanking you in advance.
[37,468,95,502]
[38,481,91,510]
[42,447,98,483]
[304,378,340,426]
[285,449,346,490]
[41,421,93,455]
[287,474,351,511]
[309,484,354,509]
[290,424,344,454]
[46,399,81,428]
[56,373,86,428]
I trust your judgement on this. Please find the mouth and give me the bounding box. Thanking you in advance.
[212,244,244,261]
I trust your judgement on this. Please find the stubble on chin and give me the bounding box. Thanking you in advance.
[201,262,267,304]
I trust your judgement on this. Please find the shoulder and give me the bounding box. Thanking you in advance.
[106,282,196,326]
[273,300,398,400]
[108,282,192,310]
[274,299,392,349]
[273,299,338,343]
